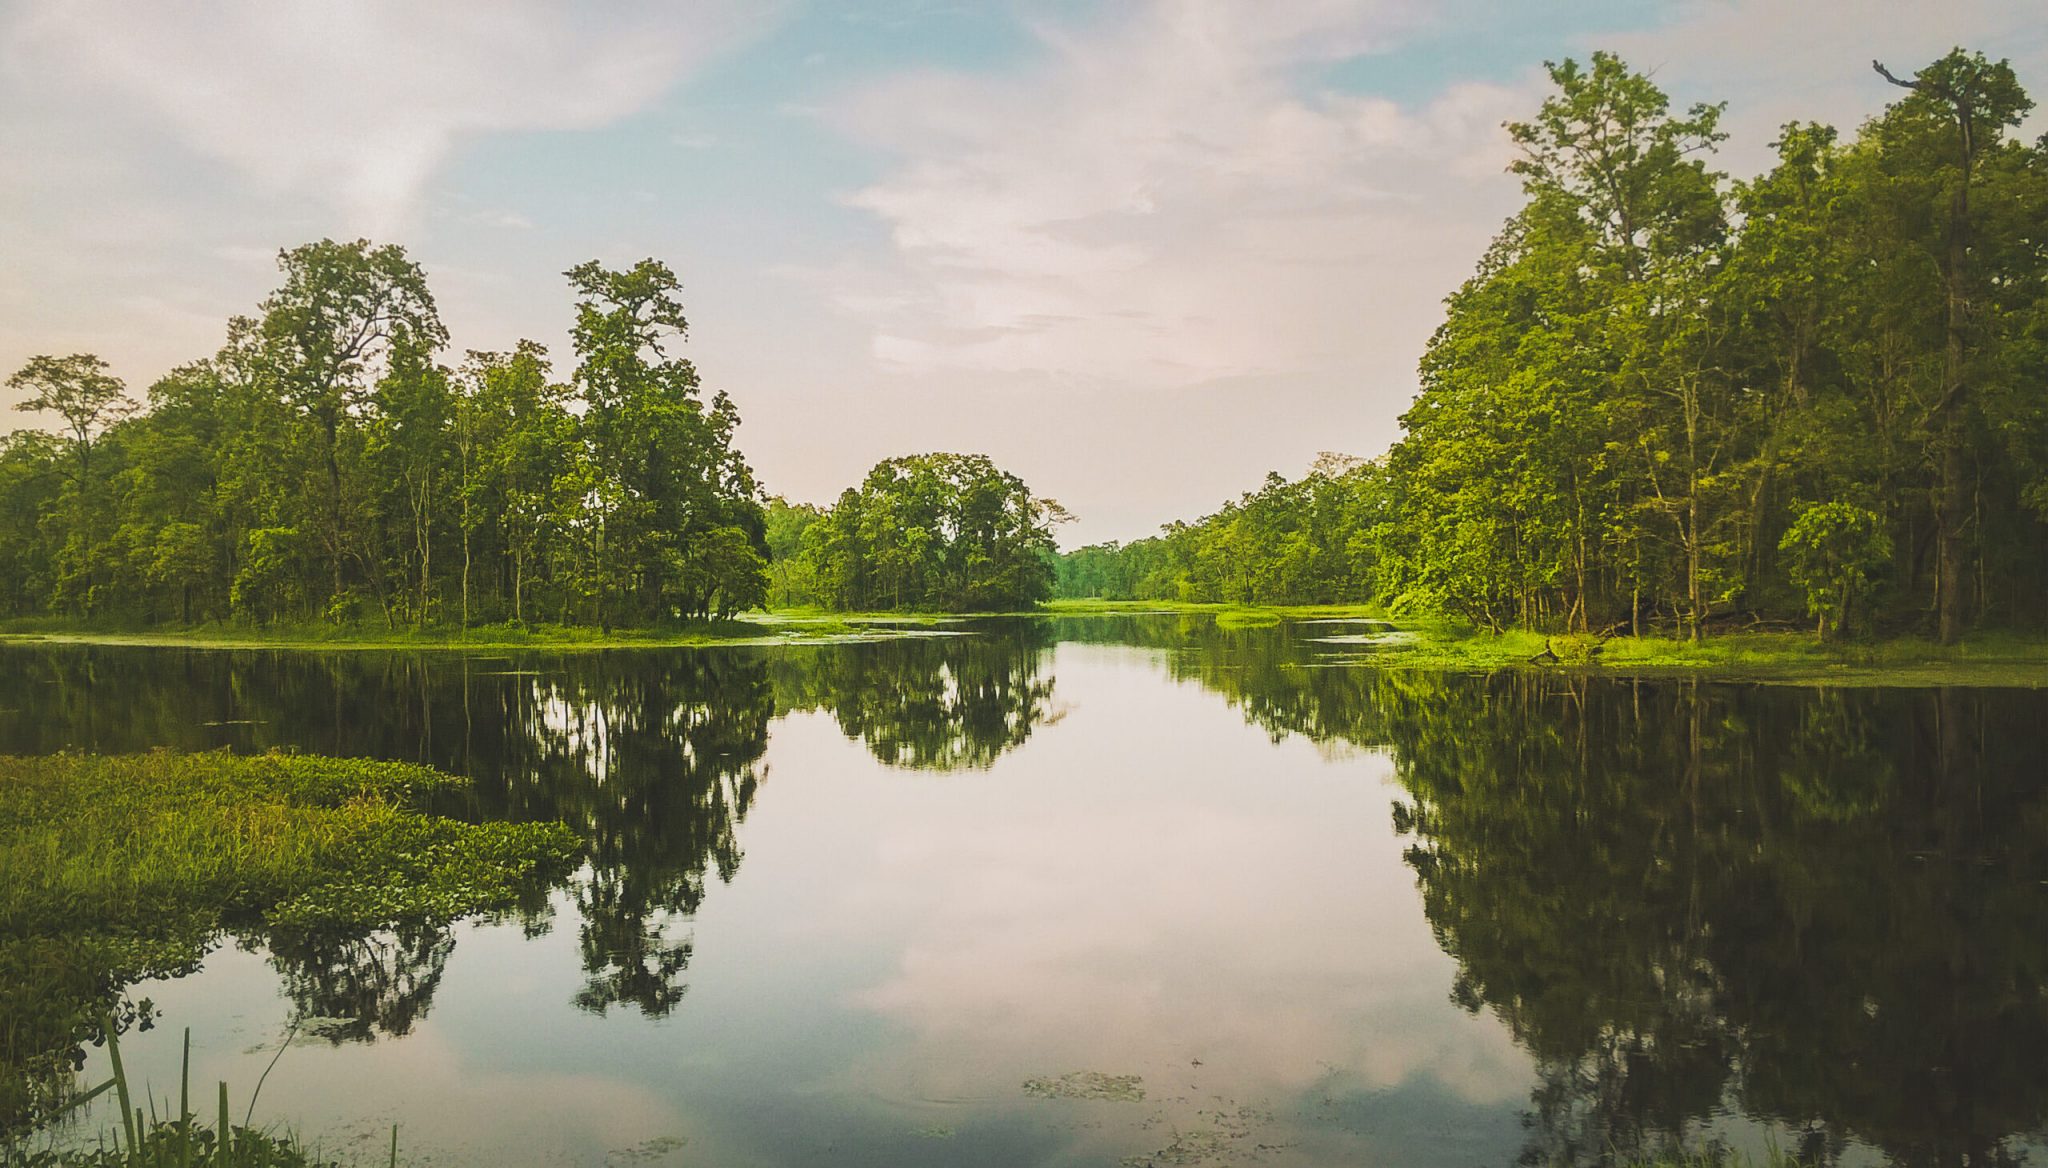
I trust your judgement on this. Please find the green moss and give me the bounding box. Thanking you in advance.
[0,751,579,1132]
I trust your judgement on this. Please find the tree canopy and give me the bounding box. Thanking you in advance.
[769,453,1064,612]
[1060,49,2048,641]
[0,243,769,629]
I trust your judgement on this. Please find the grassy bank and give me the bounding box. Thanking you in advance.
[8,602,2046,685]
[0,611,962,652]
[0,752,580,1134]
[1041,599,2048,684]
[1321,622,2048,685]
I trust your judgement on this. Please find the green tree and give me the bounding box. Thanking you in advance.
[566,259,767,623]
[255,240,447,619]
[1778,502,1891,638]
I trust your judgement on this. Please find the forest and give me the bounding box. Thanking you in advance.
[6,50,2046,642]
[0,246,1063,627]
[1059,49,2048,642]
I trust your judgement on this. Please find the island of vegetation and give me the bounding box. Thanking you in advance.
[0,750,578,1147]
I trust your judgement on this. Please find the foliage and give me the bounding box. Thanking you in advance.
[1059,49,2048,642]
[1,245,768,632]
[1776,503,1890,638]
[1055,456,1385,606]
[770,453,1063,611]
[0,751,578,1133]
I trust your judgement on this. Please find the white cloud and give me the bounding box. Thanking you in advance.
[1,0,781,234]
[812,0,1531,393]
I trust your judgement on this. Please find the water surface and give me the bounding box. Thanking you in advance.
[3,616,2044,1167]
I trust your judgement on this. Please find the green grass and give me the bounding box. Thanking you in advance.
[6,1023,367,1166]
[1044,599,2048,684]
[0,752,580,1135]
[0,612,966,652]
[1349,623,2048,685]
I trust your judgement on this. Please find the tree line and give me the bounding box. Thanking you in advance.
[0,244,1074,626]
[1,242,769,628]
[1061,49,2048,642]
[765,452,1067,612]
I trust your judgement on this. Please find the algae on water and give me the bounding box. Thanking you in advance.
[1022,1071,1147,1102]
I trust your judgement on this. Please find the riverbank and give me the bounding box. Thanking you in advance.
[1039,599,2048,685]
[6,603,2045,685]
[0,611,961,652]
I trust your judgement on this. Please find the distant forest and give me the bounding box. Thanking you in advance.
[1058,49,2048,642]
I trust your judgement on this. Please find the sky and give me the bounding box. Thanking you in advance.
[3,0,2045,547]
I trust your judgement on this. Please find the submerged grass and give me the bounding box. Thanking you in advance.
[0,751,579,1135]
[1614,1150,1810,1168]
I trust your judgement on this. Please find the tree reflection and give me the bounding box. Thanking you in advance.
[1378,674,2048,1168]
[770,619,1056,770]
[264,923,455,1043]
[1088,623,2048,1166]
[0,629,1056,1041]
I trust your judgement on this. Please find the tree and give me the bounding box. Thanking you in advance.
[7,354,133,481]
[567,259,767,624]
[1872,51,2035,642]
[1778,502,1891,638]
[8,354,135,616]
[778,454,1060,612]
[257,239,447,618]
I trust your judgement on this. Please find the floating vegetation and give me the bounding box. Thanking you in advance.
[909,1126,956,1140]
[1021,1072,1147,1103]
[605,1135,688,1164]
[0,750,580,1135]
[1119,1104,1273,1167]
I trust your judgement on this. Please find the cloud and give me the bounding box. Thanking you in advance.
[811,0,1532,393]
[0,0,782,233]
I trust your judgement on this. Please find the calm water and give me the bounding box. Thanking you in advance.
[3,616,2046,1167]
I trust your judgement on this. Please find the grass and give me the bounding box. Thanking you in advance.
[1332,621,2048,685]
[0,612,966,652]
[7,602,2044,684]
[5,1023,366,1166]
[1043,599,2048,685]
[0,752,580,1135]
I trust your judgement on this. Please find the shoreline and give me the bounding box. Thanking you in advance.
[5,602,2046,685]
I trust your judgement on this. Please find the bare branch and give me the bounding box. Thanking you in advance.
[1872,60,1917,90]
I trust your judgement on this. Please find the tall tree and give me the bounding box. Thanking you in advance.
[1871,51,2035,642]
[257,240,446,618]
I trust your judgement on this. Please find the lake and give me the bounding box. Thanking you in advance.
[3,615,2045,1167]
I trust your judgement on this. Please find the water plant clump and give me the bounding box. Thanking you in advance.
[0,750,580,1136]
[1021,1071,1147,1103]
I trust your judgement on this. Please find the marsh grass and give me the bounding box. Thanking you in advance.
[2,1023,375,1167]
[0,752,579,1135]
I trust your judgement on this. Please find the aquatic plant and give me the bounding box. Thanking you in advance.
[0,751,579,1135]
